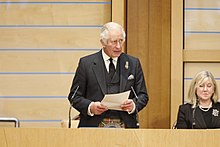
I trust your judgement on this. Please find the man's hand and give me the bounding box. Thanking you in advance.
[90,102,108,115]
[121,99,135,112]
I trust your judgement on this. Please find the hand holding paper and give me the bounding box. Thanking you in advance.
[121,99,134,112]
[101,90,131,111]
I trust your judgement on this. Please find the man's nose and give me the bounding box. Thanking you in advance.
[116,41,121,48]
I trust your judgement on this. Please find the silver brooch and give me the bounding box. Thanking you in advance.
[212,109,219,117]
[125,61,129,69]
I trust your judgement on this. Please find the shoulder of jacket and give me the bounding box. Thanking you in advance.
[179,103,192,109]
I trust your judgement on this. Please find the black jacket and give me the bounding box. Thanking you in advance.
[68,50,148,128]
[176,102,220,129]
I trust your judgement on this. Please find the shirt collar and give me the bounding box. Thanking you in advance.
[101,49,118,63]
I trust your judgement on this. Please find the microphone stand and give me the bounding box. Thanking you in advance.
[131,86,139,128]
[192,100,198,129]
[68,86,79,128]
[68,106,72,128]
[192,107,196,129]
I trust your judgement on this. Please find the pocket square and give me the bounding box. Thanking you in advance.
[128,74,134,80]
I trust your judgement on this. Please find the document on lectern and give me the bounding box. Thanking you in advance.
[101,90,131,111]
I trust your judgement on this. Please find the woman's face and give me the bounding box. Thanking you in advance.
[196,78,214,102]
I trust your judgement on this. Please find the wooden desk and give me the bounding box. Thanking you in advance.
[0,128,219,147]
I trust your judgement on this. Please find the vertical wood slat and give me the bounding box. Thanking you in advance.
[111,0,126,28]
[127,0,149,128]
[171,0,183,128]
[111,0,126,52]
[127,0,171,128]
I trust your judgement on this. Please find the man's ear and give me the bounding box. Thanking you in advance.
[100,39,106,47]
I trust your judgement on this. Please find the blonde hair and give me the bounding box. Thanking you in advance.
[187,71,219,108]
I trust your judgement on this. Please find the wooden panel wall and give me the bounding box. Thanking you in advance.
[184,1,220,102]
[0,0,111,127]
[1,0,173,129]
[171,0,220,126]
[185,0,220,49]
[127,0,171,128]
[184,63,220,102]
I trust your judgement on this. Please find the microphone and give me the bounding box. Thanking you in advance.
[192,101,198,129]
[131,86,138,100]
[192,107,196,129]
[131,86,139,128]
[68,86,79,128]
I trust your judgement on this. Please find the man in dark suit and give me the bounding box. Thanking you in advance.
[68,22,148,128]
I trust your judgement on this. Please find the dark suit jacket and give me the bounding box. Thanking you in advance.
[176,102,220,129]
[68,50,148,128]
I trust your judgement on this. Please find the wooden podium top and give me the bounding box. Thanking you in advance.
[1,128,219,147]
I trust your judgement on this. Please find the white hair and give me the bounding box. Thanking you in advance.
[100,22,126,44]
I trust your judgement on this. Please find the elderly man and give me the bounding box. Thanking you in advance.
[68,22,148,128]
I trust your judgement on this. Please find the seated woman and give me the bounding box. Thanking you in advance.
[176,71,220,129]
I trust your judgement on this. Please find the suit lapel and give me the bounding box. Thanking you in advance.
[119,53,129,92]
[92,51,107,95]
[93,52,130,94]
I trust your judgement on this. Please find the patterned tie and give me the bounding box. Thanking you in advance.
[109,58,115,79]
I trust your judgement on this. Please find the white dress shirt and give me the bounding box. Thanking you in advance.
[101,49,118,72]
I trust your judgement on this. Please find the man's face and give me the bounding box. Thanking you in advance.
[101,30,124,58]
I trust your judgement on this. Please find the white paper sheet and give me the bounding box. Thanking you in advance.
[101,90,131,111]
